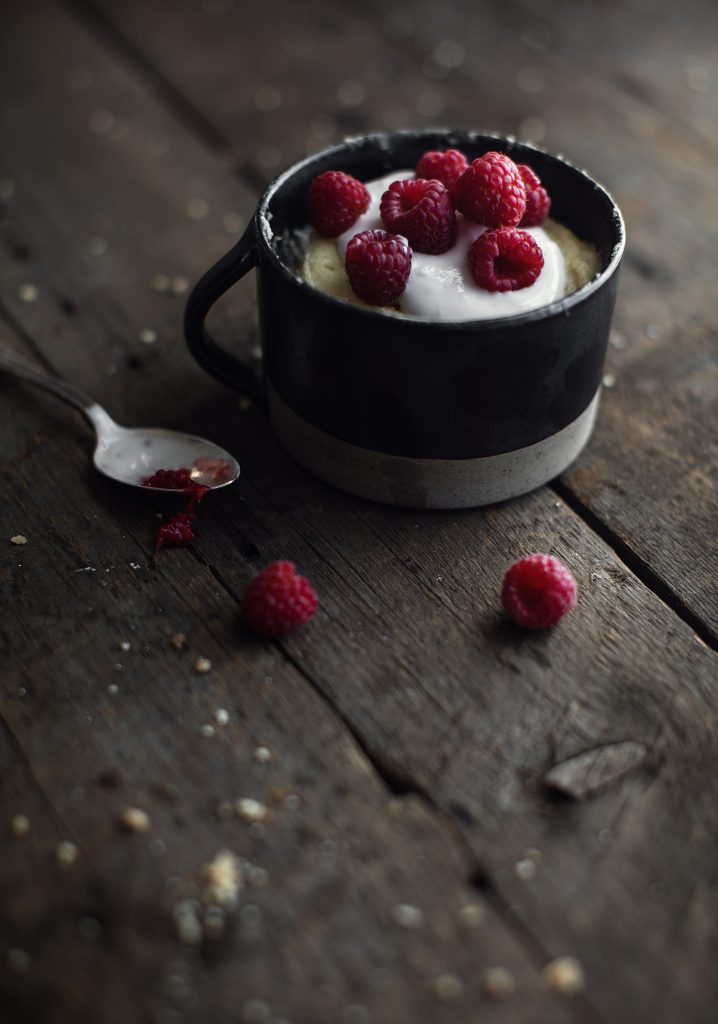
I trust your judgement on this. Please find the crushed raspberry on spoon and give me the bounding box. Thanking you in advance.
[142,468,195,490]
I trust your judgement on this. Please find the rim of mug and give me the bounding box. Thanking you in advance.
[255,128,626,331]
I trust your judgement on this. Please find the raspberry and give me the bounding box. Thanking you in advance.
[415,149,469,192]
[308,170,370,238]
[345,229,412,305]
[379,178,456,254]
[518,164,551,227]
[468,227,544,292]
[502,554,577,630]
[242,561,318,638]
[452,151,526,227]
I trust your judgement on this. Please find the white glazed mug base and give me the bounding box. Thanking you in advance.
[268,383,600,509]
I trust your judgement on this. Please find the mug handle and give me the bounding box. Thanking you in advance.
[183,223,264,402]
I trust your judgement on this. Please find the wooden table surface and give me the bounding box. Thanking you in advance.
[2,1,717,1022]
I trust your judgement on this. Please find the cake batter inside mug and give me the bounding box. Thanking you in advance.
[184,130,625,508]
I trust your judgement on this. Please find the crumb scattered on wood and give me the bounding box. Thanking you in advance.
[174,899,203,946]
[391,903,424,929]
[151,273,171,293]
[236,798,268,822]
[542,956,586,996]
[203,849,242,908]
[11,814,30,838]
[514,858,538,880]
[118,807,151,833]
[481,966,516,999]
[456,903,485,928]
[432,973,463,1001]
[18,284,39,303]
[56,840,79,869]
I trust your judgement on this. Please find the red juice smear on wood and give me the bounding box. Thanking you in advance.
[141,468,211,551]
[154,512,196,550]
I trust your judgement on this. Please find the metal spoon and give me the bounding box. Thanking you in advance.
[0,350,240,491]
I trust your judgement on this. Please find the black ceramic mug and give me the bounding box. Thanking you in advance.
[184,130,625,508]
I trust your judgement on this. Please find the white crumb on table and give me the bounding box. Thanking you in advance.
[542,956,586,995]
[118,807,151,833]
[10,814,30,838]
[203,849,241,907]
[236,798,267,822]
[56,840,79,868]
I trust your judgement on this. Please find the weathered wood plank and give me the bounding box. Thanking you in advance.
[0,6,584,1024]
[2,2,717,1024]
[193,400,718,1024]
[81,0,718,634]
[1,332,583,1024]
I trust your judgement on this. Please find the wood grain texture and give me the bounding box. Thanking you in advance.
[1,1,717,1023]
[81,0,718,635]
[2,371,577,1024]
[0,10,578,1024]
[0,6,581,1024]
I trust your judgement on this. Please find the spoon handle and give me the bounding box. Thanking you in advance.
[0,349,99,418]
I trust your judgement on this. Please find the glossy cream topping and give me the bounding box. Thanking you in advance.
[336,171,566,321]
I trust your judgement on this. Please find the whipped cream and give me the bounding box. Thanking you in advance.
[336,171,566,321]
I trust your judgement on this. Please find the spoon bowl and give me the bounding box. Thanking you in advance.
[0,350,240,493]
[89,408,240,491]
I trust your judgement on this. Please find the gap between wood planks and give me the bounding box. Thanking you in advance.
[0,714,72,837]
[59,0,716,660]
[551,480,717,651]
[59,0,266,193]
[0,305,61,376]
